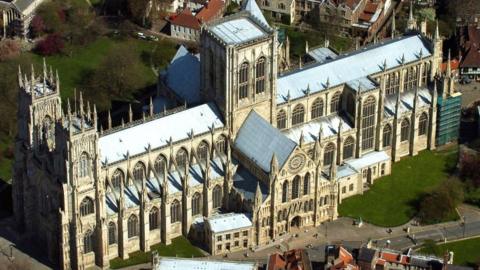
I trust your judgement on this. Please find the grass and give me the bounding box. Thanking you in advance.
[29,36,166,99]
[0,136,13,182]
[109,236,204,269]
[280,25,353,57]
[418,237,480,266]
[338,147,459,227]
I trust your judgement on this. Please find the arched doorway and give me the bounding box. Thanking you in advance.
[290,216,301,228]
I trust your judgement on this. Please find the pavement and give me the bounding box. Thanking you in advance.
[457,81,480,108]
[1,204,479,270]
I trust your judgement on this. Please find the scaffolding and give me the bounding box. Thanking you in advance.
[436,93,462,146]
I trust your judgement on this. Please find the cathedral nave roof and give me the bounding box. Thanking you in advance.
[98,103,224,165]
[232,164,268,202]
[383,88,432,118]
[344,151,390,172]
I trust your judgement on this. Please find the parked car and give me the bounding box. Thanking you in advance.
[136,32,147,40]
[147,35,159,41]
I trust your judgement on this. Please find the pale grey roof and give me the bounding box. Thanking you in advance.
[384,88,432,118]
[307,47,338,63]
[210,17,268,45]
[283,114,353,144]
[234,111,297,173]
[206,213,252,233]
[345,151,390,171]
[154,257,256,270]
[165,45,201,104]
[337,165,357,179]
[277,35,432,103]
[99,103,223,165]
[233,165,268,201]
[242,0,268,26]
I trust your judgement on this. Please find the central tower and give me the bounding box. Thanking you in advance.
[200,1,278,135]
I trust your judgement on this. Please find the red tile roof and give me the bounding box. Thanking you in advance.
[268,249,312,270]
[460,26,480,68]
[169,8,200,29]
[441,59,460,72]
[196,0,224,23]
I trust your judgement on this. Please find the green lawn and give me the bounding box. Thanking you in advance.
[109,236,204,269]
[418,237,480,266]
[338,148,458,227]
[0,136,13,182]
[29,36,166,99]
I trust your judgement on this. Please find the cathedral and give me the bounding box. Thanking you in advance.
[11,0,460,269]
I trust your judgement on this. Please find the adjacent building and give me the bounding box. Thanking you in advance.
[459,25,480,81]
[152,255,258,270]
[0,0,45,38]
[11,0,461,269]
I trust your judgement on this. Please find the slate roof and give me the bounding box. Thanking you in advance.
[277,35,432,104]
[344,151,390,171]
[383,88,432,118]
[357,247,376,263]
[98,103,223,165]
[233,164,268,201]
[283,114,353,144]
[234,111,297,173]
[165,45,201,104]
[307,47,339,64]
[242,0,268,26]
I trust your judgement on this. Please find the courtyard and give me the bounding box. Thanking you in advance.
[338,147,458,227]
[417,237,480,266]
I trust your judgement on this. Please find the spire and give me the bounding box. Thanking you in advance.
[432,80,438,105]
[330,160,337,180]
[30,64,35,82]
[55,70,60,92]
[79,91,84,117]
[270,153,278,174]
[434,20,440,40]
[383,58,387,71]
[299,56,302,69]
[299,131,305,147]
[305,41,309,53]
[18,65,23,88]
[395,91,401,115]
[93,104,98,128]
[107,110,112,129]
[128,104,133,122]
[446,49,452,77]
[42,58,47,81]
[86,101,91,121]
[391,10,396,39]
[254,181,262,207]
[324,38,330,48]
[409,1,414,21]
[313,139,321,162]
[407,1,416,31]
[67,99,71,116]
[337,120,343,138]
[149,97,154,117]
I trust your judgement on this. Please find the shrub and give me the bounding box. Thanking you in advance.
[35,33,64,56]
[30,15,46,37]
[418,178,464,224]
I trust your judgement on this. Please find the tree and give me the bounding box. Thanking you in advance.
[30,15,46,37]
[35,33,65,56]
[127,0,151,26]
[418,178,464,224]
[35,1,66,34]
[83,44,144,110]
[0,40,20,62]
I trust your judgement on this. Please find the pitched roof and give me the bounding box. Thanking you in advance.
[277,35,432,104]
[169,8,201,29]
[196,0,224,23]
[242,0,269,26]
[98,103,223,165]
[234,111,297,173]
[206,213,252,233]
[460,26,480,68]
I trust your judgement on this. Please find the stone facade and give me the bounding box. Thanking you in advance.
[0,0,45,39]
[11,3,458,270]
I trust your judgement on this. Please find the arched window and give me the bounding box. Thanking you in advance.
[83,230,94,253]
[171,200,181,223]
[311,98,324,119]
[192,192,202,216]
[108,222,116,245]
[80,197,94,216]
[330,92,341,113]
[128,215,139,238]
[216,136,227,156]
[176,148,188,170]
[419,113,428,136]
[149,207,159,230]
[154,155,167,176]
[213,185,222,208]
[323,143,336,166]
[277,110,287,129]
[404,66,418,91]
[111,169,124,188]
[255,57,266,94]
[282,181,288,203]
[292,176,300,199]
[346,93,355,116]
[401,119,410,142]
[362,96,376,151]
[133,162,146,181]
[291,104,305,126]
[238,62,249,99]
[197,141,209,163]
[383,124,392,147]
[343,137,355,160]
[386,73,400,95]
[303,173,310,195]
[79,152,89,178]
[279,2,285,9]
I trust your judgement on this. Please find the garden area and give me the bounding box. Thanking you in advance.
[109,236,204,269]
[418,238,480,267]
[339,147,460,227]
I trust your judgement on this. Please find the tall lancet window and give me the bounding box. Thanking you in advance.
[239,62,249,99]
[361,96,376,151]
[255,57,266,94]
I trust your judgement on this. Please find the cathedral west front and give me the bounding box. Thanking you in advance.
[11,0,461,269]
